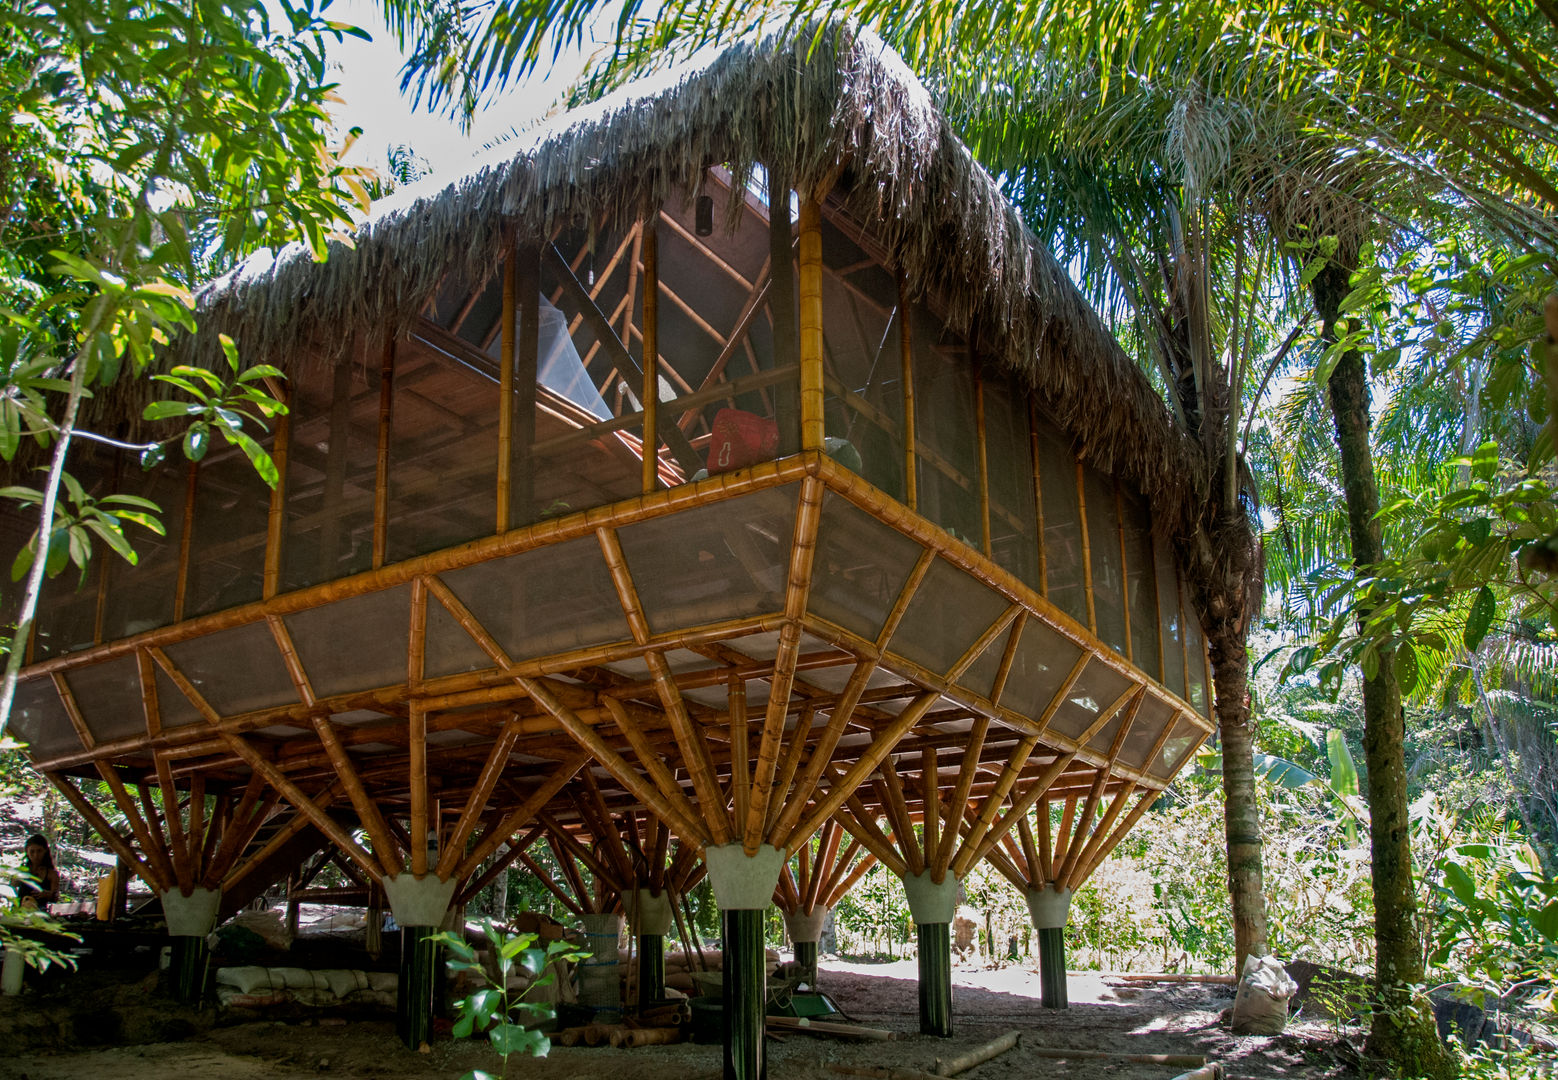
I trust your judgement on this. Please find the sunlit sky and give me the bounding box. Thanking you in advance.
[312,0,607,180]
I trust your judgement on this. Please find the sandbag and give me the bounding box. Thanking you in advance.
[1230,954,1297,1035]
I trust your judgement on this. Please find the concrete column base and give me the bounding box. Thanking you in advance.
[161,887,222,938]
[626,888,675,936]
[1024,883,1073,929]
[782,907,828,946]
[382,873,456,928]
[902,871,958,926]
[703,843,785,911]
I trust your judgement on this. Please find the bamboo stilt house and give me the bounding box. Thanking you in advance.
[4,22,1215,1059]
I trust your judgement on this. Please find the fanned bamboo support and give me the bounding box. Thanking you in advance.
[966,752,1078,873]
[220,732,384,879]
[767,659,877,845]
[830,796,909,879]
[747,476,823,852]
[1056,770,1109,885]
[435,714,523,878]
[1067,782,1139,891]
[519,676,710,847]
[153,751,193,893]
[90,762,172,892]
[788,690,938,852]
[223,786,339,894]
[456,825,542,906]
[877,757,923,875]
[204,782,280,888]
[730,674,750,829]
[409,702,429,876]
[920,747,939,874]
[932,715,988,877]
[951,734,1040,878]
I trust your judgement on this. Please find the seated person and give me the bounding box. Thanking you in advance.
[15,833,60,907]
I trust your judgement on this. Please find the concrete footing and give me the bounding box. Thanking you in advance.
[783,908,828,987]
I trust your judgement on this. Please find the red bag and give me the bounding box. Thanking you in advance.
[707,407,779,474]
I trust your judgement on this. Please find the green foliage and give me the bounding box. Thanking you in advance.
[434,917,590,1078]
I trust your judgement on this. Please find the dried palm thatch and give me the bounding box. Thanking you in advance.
[77,21,1206,534]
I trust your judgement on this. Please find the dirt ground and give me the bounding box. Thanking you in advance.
[3,956,1360,1080]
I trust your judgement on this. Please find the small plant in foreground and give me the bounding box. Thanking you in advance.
[434,917,590,1080]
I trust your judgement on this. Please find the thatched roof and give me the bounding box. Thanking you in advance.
[123,23,1206,532]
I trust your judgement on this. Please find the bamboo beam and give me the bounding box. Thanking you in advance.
[823,849,878,909]
[310,715,402,876]
[830,798,909,879]
[765,702,814,840]
[50,672,94,751]
[642,222,660,493]
[600,697,699,827]
[45,772,160,890]
[267,615,315,707]
[969,753,1078,871]
[878,548,934,651]
[456,825,542,906]
[223,787,337,894]
[1056,770,1109,885]
[1077,461,1095,633]
[174,461,197,622]
[435,713,523,879]
[1016,811,1040,883]
[136,648,161,738]
[220,733,383,879]
[877,759,922,875]
[1080,788,1161,885]
[1051,796,1078,873]
[92,762,172,892]
[518,851,584,917]
[517,676,710,848]
[153,751,192,894]
[946,605,1021,682]
[455,749,591,880]
[747,476,823,852]
[804,820,841,914]
[425,574,512,668]
[1115,484,1131,662]
[204,781,280,888]
[767,659,877,846]
[989,613,1025,706]
[788,691,939,850]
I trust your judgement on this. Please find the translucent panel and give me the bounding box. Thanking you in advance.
[184,430,274,618]
[1119,695,1176,771]
[820,216,906,501]
[1046,660,1135,741]
[64,655,146,744]
[618,485,794,633]
[1034,424,1087,624]
[423,596,494,679]
[440,535,629,661]
[1000,618,1085,720]
[809,493,924,641]
[1185,604,1210,717]
[1085,703,1128,757]
[155,664,204,730]
[957,617,1018,702]
[386,331,498,562]
[1156,535,1187,700]
[889,557,1009,676]
[280,340,379,591]
[1085,468,1127,656]
[9,676,81,758]
[285,586,411,698]
[912,309,981,546]
[983,375,1040,590]
[101,457,187,641]
[1149,717,1201,780]
[1122,492,1161,682]
[163,622,297,717]
[32,443,114,657]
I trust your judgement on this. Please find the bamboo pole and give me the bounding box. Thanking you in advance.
[641,222,660,493]
[136,648,161,738]
[203,783,279,888]
[374,337,393,567]
[425,574,512,668]
[730,674,750,830]
[1038,796,1054,881]
[455,750,590,880]
[499,258,517,528]
[1016,811,1040,883]
[1080,787,1162,885]
[513,244,540,525]
[153,751,192,894]
[644,650,729,845]
[823,849,878,909]
[1028,400,1048,595]
[409,702,429,876]
[951,734,1039,877]
[223,786,339,894]
[1067,781,1139,891]
[267,615,315,707]
[946,605,1020,682]
[186,774,207,875]
[765,702,814,840]
[172,463,198,623]
[1051,796,1079,872]
[830,798,909,879]
[518,851,585,917]
[311,715,402,876]
[974,368,991,558]
[600,696,699,826]
[789,691,939,849]
[804,820,841,914]
[92,761,172,892]
[920,746,939,876]
[436,714,523,878]
[931,715,988,877]
[767,659,877,846]
[221,732,383,879]
[50,672,95,751]
[1056,769,1109,885]
[263,404,291,598]
[898,274,917,510]
[748,476,823,851]
[877,758,922,875]
[936,1030,1020,1076]
[456,825,541,906]
[798,198,824,451]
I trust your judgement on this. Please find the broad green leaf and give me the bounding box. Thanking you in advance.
[1326,730,1359,800]
[1393,641,1418,695]
[1462,586,1496,652]
[1442,861,1477,906]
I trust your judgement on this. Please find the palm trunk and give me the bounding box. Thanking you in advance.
[1208,614,1266,976]
[1315,264,1451,1078]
